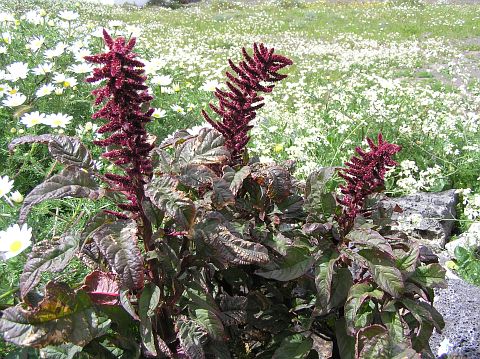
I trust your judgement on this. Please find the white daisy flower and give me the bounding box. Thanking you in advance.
[200,79,220,92]
[35,84,55,98]
[2,93,26,107]
[171,104,185,115]
[33,62,54,76]
[26,36,45,52]
[152,108,167,119]
[69,63,94,74]
[58,10,79,21]
[43,113,72,128]
[5,62,29,82]
[151,75,173,87]
[0,176,13,198]
[0,224,33,260]
[21,111,45,127]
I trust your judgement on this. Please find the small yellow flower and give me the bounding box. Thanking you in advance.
[172,83,180,92]
[273,143,284,153]
[18,129,25,134]
[10,128,16,134]
[39,9,47,17]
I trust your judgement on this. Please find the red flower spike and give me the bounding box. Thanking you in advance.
[337,133,401,232]
[85,30,154,217]
[202,43,293,164]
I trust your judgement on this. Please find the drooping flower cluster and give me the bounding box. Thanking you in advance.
[202,43,293,164]
[85,30,154,217]
[337,133,401,231]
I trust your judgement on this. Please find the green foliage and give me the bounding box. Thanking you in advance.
[455,246,480,286]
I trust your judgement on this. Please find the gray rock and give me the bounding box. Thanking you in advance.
[382,190,458,249]
[430,272,480,358]
[445,222,480,259]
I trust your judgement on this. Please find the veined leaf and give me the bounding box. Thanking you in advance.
[330,267,353,309]
[9,134,93,169]
[39,343,84,359]
[315,250,339,311]
[0,282,110,348]
[92,220,144,290]
[176,317,207,359]
[356,324,420,359]
[19,167,103,224]
[305,167,337,217]
[255,246,314,281]
[20,234,80,299]
[395,243,419,274]
[346,229,393,255]
[272,334,313,359]
[145,175,196,231]
[335,318,355,359]
[344,283,383,335]
[409,263,446,289]
[179,164,219,189]
[139,283,161,356]
[229,166,251,195]
[219,294,247,326]
[82,271,120,306]
[174,128,230,167]
[400,298,444,332]
[209,179,235,208]
[358,248,405,298]
[194,212,269,265]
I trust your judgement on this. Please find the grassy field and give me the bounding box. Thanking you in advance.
[0,0,480,355]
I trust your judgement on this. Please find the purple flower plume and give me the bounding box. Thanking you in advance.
[202,43,293,164]
[85,30,154,217]
[337,133,401,232]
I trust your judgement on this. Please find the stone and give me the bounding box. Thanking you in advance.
[445,222,480,259]
[430,265,480,358]
[381,189,458,249]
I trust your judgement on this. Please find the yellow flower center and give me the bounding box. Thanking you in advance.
[9,240,22,253]
[63,81,70,88]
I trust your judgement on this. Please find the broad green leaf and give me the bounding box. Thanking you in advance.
[400,298,444,331]
[0,282,110,348]
[194,212,269,265]
[330,267,353,309]
[381,311,408,344]
[255,246,314,281]
[209,179,235,208]
[20,234,80,298]
[176,317,207,359]
[119,289,139,321]
[335,318,355,359]
[272,334,313,359]
[395,243,419,274]
[358,248,405,298]
[174,128,230,167]
[409,263,446,289]
[229,166,251,195]
[346,229,393,255]
[179,164,219,189]
[315,250,339,311]
[19,167,102,224]
[92,220,144,290]
[305,167,337,217]
[344,283,383,334]
[194,308,225,341]
[139,283,161,356]
[9,134,93,169]
[39,343,84,359]
[145,175,196,231]
[356,325,419,359]
[355,324,387,358]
